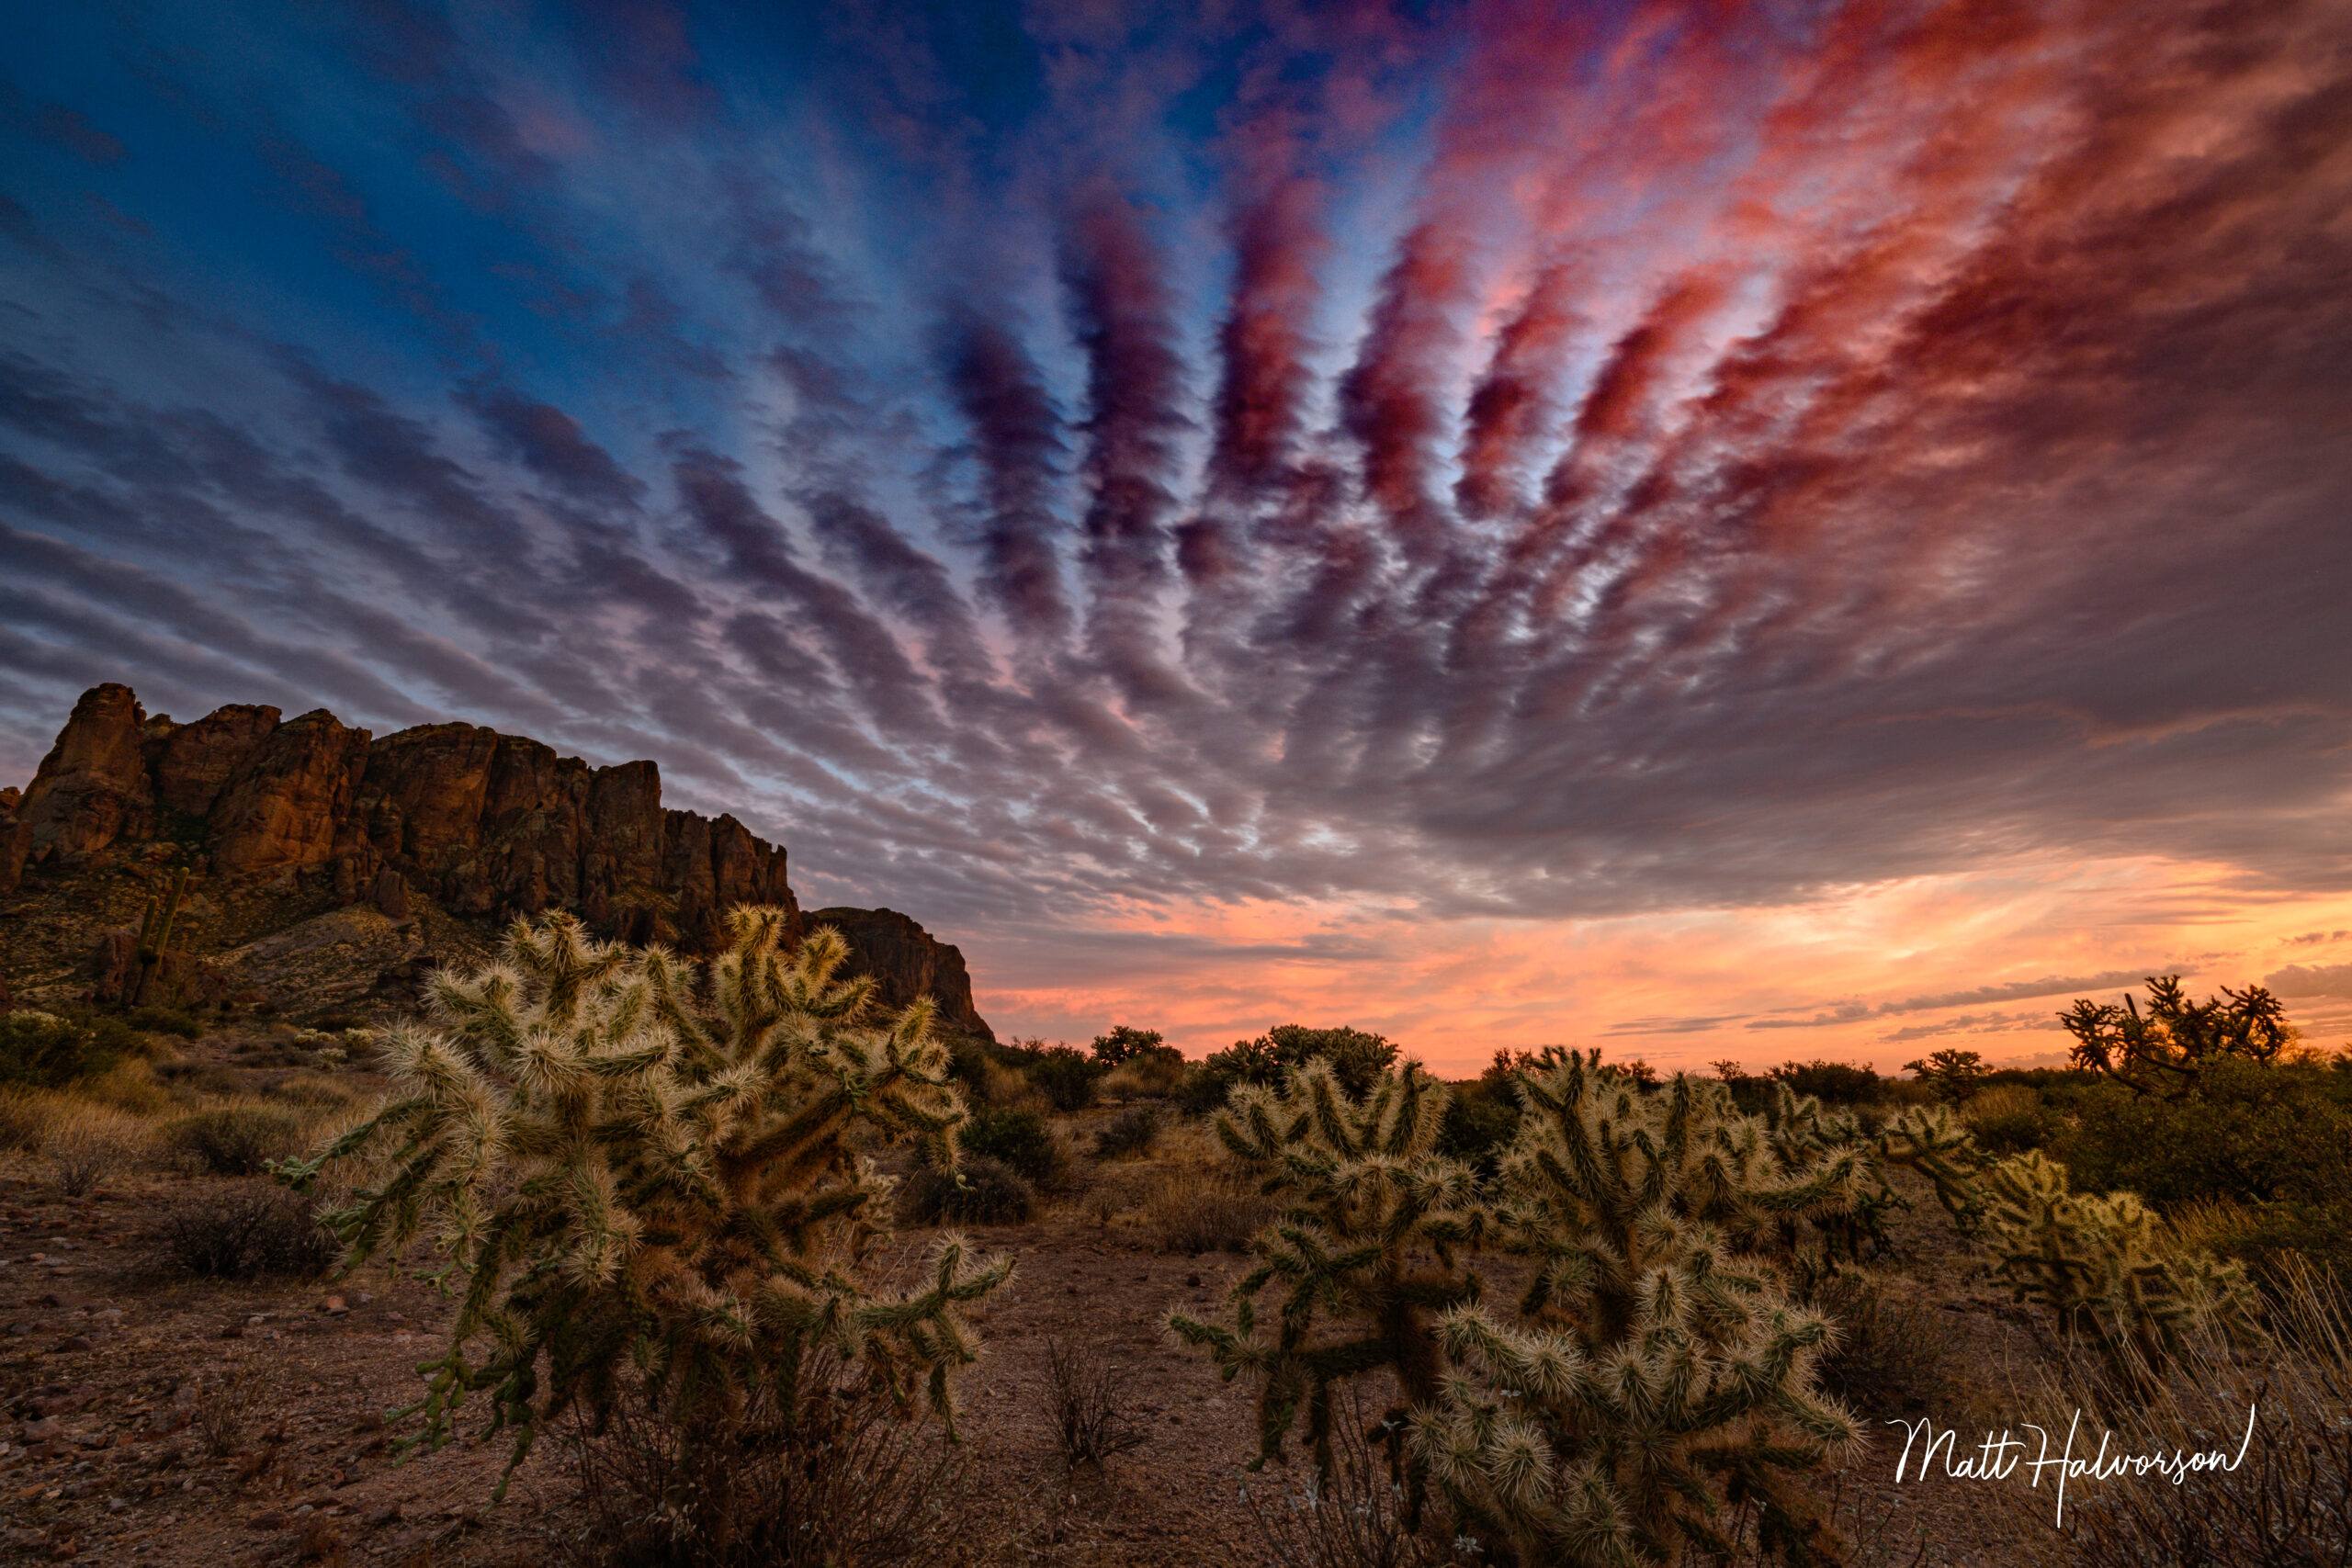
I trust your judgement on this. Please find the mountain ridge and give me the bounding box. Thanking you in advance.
[0,683,991,1040]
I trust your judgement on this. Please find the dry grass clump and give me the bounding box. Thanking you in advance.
[1046,1337,1147,1470]
[1101,1052,1188,1102]
[1144,1168,1272,1255]
[0,1085,67,1152]
[1243,1393,1474,1568]
[1962,1084,2040,1123]
[41,1100,151,1195]
[561,1358,982,1568]
[977,1056,1051,1112]
[2009,1256,2352,1564]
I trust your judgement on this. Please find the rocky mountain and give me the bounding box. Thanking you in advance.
[0,683,992,1040]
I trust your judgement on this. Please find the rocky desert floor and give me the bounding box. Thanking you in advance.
[0,1020,2092,1568]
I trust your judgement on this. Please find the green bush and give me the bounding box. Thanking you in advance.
[0,1011,141,1089]
[1184,1023,1404,1112]
[1091,1104,1160,1159]
[1089,1024,1165,1065]
[1970,1103,2052,1157]
[902,1155,1036,1225]
[2051,1056,2352,1282]
[1026,1045,1102,1111]
[961,1106,1069,1189]
[1433,1089,1518,1178]
[125,1005,205,1039]
[1768,1058,1883,1104]
[160,1105,307,1176]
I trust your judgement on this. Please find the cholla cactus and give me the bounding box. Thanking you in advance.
[1419,1054,1859,1565]
[1981,1150,2250,1375]
[1177,1050,1863,1566]
[1166,1062,1476,1476]
[275,907,1012,1494]
[1166,1058,1483,1473]
[1876,1103,1990,1235]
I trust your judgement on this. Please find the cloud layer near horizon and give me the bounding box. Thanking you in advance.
[4,0,2348,1062]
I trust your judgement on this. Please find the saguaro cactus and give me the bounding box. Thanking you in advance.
[276,907,1012,1497]
[132,863,188,1005]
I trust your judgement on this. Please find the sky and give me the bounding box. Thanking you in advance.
[2,0,2348,1075]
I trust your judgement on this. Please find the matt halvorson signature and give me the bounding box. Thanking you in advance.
[1886,1405,2257,1527]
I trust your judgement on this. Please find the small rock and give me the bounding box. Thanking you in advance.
[49,1337,93,1355]
[322,1296,347,1316]
[363,1504,401,1529]
[246,1511,288,1531]
[21,1417,63,1442]
[1185,1273,1202,1288]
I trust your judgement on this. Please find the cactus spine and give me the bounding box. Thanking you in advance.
[276,907,1012,1496]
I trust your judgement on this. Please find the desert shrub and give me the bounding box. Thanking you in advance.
[1088,1024,1166,1066]
[1962,1083,2052,1156]
[0,1010,141,1089]
[1144,1169,1272,1255]
[1046,1337,1145,1470]
[126,1005,205,1039]
[161,1104,307,1176]
[276,907,1012,1506]
[192,1365,263,1458]
[1025,1044,1102,1111]
[1172,1051,1869,1563]
[1767,1058,1883,1104]
[562,1353,978,1568]
[956,1106,1068,1189]
[152,1183,338,1278]
[81,1058,173,1116]
[1432,1088,1517,1179]
[43,1102,150,1195]
[1100,1048,1188,1101]
[902,1154,1037,1225]
[2049,1055,2352,1285]
[1091,1103,1161,1160]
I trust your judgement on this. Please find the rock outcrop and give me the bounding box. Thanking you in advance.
[806,906,994,1043]
[4,684,990,1035]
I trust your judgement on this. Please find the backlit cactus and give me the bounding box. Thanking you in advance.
[1980,1149,2250,1376]
[1165,1057,1484,1473]
[1176,1050,1865,1565]
[275,907,1012,1494]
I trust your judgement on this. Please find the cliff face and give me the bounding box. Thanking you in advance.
[806,907,994,1043]
[2,684,990,1039]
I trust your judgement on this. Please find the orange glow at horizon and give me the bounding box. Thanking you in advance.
[960,855,2352,1078]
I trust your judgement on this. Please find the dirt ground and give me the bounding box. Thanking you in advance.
[0,1048,2100,1568]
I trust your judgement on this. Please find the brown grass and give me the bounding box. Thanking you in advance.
[1144,1168,1273,1255]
